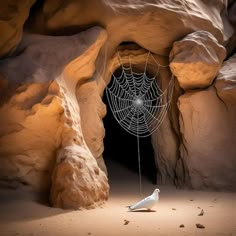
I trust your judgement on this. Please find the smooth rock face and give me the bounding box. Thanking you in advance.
[178,54,236,190]
[151,82,185,186]
[170,31,226,90]
[77,81,107,171]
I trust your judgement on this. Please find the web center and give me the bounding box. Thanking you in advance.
[133,97,144,108]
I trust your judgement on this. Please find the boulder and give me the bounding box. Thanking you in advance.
[170,31,226,90]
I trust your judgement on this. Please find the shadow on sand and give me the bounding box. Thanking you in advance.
[127,209,156,213]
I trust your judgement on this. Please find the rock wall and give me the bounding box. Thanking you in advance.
[178,84,236,190]
[171,36,236,190]
[0,80,61,191]
[0,0,35,58]
[0,27,109,209]
[77,80,108,174]
[0,0,235,210]
[1,0,233,59]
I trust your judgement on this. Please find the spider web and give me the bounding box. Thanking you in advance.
[105,51,174,195]
[106,52,174,138]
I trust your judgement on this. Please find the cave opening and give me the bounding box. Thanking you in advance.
[102,66,157,188]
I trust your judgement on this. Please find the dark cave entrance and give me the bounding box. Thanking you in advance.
[102,84,157,185]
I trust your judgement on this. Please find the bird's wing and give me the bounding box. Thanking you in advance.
[130,196,156,210]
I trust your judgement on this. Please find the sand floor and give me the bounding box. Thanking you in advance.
[0,161,236,236]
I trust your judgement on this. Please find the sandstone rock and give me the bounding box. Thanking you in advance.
[1,0,232,58]
[51,27,109,209]
[0,0,35,58]
[100,46,170,87]
[178,53,236,190]
[214,54,236,104]
[170,31,226,90]
[0,0,235,210]
[151,80,183,186]
[0,27,110,208]
[0,80,62,191]
[77,81,106,162]
[50,145,108,209]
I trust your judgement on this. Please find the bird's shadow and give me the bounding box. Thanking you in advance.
[127,209,156,213]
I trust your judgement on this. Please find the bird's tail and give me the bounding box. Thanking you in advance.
[126,205,133,210]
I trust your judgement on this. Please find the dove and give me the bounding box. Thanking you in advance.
[127,188,160,211]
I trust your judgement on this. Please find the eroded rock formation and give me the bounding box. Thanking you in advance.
[0,27,109,208]
[0,0,236,209]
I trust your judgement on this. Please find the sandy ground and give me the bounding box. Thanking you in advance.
[0,161,236,236]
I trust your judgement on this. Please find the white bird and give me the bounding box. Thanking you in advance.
[127,188,160,211]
